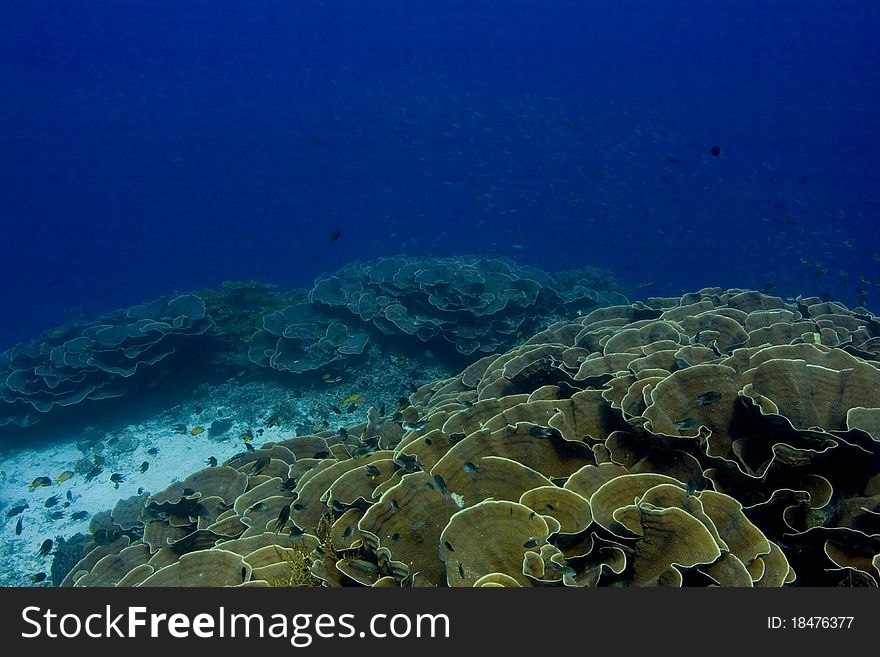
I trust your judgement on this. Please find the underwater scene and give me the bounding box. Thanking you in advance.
[1,1,879,589]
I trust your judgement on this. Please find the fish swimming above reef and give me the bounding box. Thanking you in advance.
[5,504,28,518]
[697,391,723,406]
[37,539,53,558]
[16,517,23,535]
[28,477,52,490]
[330,227,342,244]
[55,471,74,484]
[110,473,125,488]
[139,461,150,473]
[44,495,60,508]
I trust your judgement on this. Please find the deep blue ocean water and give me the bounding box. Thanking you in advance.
[1,0,878,349]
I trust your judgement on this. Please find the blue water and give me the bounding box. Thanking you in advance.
[1,0,878,348]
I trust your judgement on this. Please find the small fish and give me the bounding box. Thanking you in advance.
[49,511,64,520]
[5,504,28,518]
[462,461,480,473]
[338,427,349,440]
[193,405,203,415]
[92,454,104,466]
[28,477,52,490]
[523,538,542,549]
[274,504,292,533]
[674,418,697,432]
[29,572,47,584]
[139,461,149,473]
[172,423,188,434]
[206,456,218,467]
[110,473,125,488]
[433,474,449,499]
[66,490,74,502]
[54,471,74,484]
[346,558,378,573]
[189,427,205,436]
[37,539,53,557]
[137,487,144,495]
[346,405,357,414]
[280,477,297,491]
[396,397,410,408]
[458,562,466,579]
[84,465,103,482]
[697,391,723,406]
[244,442,255,452]
[329,405,342,414]
[352,446,374,460]
[402,420,428,432]
[550,563,577,578]
[147,447,160,456]
[264,415,280,428]
[341,392,365,406]
[710,145,721,157]
[664,153,678,163]
[44,495,60,508]
[248,457,271,476]
[378,403,386,416]
[70,511,89,521]
[16,517,23,534]
[329,227,342,244]
[241,430,254,443]
[528,425,556,439]
[364,465,381,479]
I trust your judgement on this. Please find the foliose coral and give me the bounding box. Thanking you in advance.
[0,294,212,428]
[70,288,880,587]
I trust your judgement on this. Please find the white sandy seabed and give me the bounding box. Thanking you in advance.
[0,375,400,587]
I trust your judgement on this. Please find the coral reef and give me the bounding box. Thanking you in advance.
[248,255,627,376]
[0,294,212,428]
[68,288,880,587]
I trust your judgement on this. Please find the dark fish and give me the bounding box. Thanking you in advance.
[193,405,203,415]
[280,478,297,491]
[338,427,349,439]
[139,461,149,473]
[329,405,342,414]
[697,391,723,406]
[433,474,449,499]
[462,461,480,473]
[15,517,23,535]
[28,477,52,490]
[264,416,280,428]
[313,450,331,459]
[147,447,160,456]
[274,504,292,533]
[70,511,89,521]
[110,473,125,488]
[364,465,381,479]
[458,562,465,579]
[29,572,47,583]
[244,442,255,452]
[346,558,378,573]
[66,490,74,502]
[528,425,556,439]
[523,538,542,549]
[206,456,218,467]
[37,539,53,557]
[168,530,224,555]
[5,504,28,518]
[92,454,105,466]
[49,511,64,520]
[674,418,697,432]
[137,487,144,495]
[329,228,342,244]
[449,432,466,444]
[379,403,386,416]
[44,495,60,508]
[346,404,357,414]
[710,145,721,157]
[248,457,271,476]
[550,562,577,578]
[664,153,678,163]
[396,397,410,409]
[289,524,305,539]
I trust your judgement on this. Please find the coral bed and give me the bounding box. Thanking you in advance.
[64,288,880,587]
